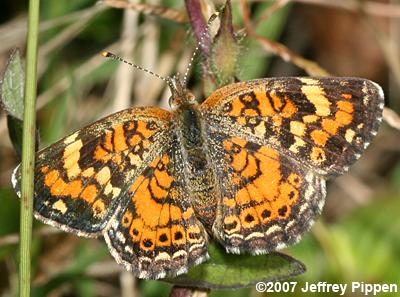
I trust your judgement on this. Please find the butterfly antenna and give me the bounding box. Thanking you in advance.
[182,12,220,86]
[101,51,173,87]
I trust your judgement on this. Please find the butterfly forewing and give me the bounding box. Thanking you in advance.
[12,107,173,236]
[200,77,384,177]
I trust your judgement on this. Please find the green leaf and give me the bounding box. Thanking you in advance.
[7,114,40,159]
[0,188,20,260]
[0,188,20,236]
[7,115,24,159]
[165,242,305,289]
[0,48,25,120]
[210,0,239,88]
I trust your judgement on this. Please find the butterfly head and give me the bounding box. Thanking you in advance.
[168,75,196,108]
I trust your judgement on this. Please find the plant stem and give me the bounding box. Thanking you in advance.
[19,0,40,296]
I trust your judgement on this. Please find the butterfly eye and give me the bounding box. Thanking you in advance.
[168,95,175,108]
[186,93,196,104]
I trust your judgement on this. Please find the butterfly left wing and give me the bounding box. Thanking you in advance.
[12,107,172,237]
[104,140,209,279]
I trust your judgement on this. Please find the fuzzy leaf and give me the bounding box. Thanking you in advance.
[7,115,24,159]
[210,0,238,88]
[1,49,24,120]
[165,242,305,289]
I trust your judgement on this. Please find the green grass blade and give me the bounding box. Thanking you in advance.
[19,0,41,296]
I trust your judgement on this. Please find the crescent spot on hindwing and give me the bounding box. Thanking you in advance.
[206,133,325,254]
[104,139,208,279]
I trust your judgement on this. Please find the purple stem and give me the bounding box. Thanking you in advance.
[185,0,211,56]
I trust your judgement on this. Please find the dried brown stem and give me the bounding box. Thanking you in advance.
[383,107,400,130]
[0,226,61,246]
[254,0,290,27]
[0,4,107,55]
[239,0,330,76]
[247,0,400,18]
[134,18,161,107]
[102,0,187,23]
[111,2,139,112]
[290,0,400,18]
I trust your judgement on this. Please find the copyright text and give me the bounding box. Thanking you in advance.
[255,281,398,295]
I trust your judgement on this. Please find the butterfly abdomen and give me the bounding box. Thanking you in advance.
[176,104,218,230]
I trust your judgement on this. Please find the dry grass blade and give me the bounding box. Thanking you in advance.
[102,0,187,23]
[254,36,331,76]
[0,5,108,55]
[383,107,400,130]
[120,271,136,297]
[111,3,139,112]
[239,0,330,76]
[0,17,27,54]
[38,5,107,77]
[36,42,120,110]
[285,0,400,18]
[0,227,61,246]
[254,0,290,27]
[134,18,161,107]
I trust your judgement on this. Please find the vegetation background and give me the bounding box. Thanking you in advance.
[0,0,399,296]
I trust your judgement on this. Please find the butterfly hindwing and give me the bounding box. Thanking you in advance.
[12,107,172,236]
[104,138,208,279]
[207,133,325,254]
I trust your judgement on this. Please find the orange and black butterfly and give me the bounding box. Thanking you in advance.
[12,57,384,278]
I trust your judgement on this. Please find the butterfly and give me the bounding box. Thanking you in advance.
[12,64,384,279]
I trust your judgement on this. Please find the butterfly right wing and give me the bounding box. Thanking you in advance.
[206,132,325,254]
[200,77,384,177]
[12,107,172,237]
[199,77,384,254]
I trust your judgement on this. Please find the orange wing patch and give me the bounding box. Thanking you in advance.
[11,107,172,236]
[211,135,325,254]
[221,137,301,222]
[104,150,208,279]
[201,77,384,177]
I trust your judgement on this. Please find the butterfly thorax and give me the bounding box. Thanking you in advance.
[174,101,218,231]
